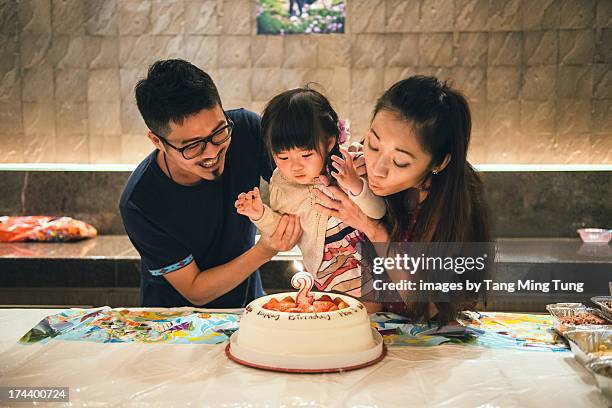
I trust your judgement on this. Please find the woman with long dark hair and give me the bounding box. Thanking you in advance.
[313,76,492,324]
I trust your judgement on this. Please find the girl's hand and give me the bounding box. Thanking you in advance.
[330,147,364,196]
[347,142,366,178]
[235,187,264,221]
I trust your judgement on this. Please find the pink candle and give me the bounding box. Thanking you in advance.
[291,272,315,305]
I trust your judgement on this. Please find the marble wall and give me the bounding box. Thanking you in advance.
[0,0,611,164]
[0,169,610,237]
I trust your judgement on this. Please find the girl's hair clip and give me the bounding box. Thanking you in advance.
[337,118,350,144]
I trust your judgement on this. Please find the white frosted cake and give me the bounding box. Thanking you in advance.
[226,291,385,372]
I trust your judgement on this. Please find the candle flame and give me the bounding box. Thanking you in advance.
[292,260,304,272]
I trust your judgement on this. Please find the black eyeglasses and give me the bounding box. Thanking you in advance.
[154,115,234,160]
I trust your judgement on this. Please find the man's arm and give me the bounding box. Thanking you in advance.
[164,214,301,305]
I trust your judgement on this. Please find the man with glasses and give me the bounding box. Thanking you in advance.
[120,59,302,308]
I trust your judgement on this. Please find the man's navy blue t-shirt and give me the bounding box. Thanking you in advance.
[119,108,272,308]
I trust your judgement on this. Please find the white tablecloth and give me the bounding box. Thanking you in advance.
[0,308,609,407]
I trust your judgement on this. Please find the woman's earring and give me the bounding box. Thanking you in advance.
[432,170,438,175]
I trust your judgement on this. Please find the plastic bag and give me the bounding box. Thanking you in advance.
[0,216,97,242]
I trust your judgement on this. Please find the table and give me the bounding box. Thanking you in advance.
[0,309,609,407]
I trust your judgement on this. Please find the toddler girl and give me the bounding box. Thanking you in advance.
[235,87,385,297]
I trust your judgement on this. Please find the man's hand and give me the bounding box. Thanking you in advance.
[330,147,364,196]
[165,214,302,306]
[257,214,302,257]
[235,187,264,221]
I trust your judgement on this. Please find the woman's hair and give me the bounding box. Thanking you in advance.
[373,75,490,243]
[261,86,341,173]
[372,76,492,324]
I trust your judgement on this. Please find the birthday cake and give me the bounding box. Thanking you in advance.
[226,273,385,372]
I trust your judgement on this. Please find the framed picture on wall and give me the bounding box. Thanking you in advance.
[256,0,345,35]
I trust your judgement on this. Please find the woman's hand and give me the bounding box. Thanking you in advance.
[313,185,359,230]
[313,185,389,242]
[312,185,362,231]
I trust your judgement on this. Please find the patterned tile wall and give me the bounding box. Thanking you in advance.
[0,0,610,164]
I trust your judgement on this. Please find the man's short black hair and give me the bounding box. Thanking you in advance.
[135,59,222,137]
